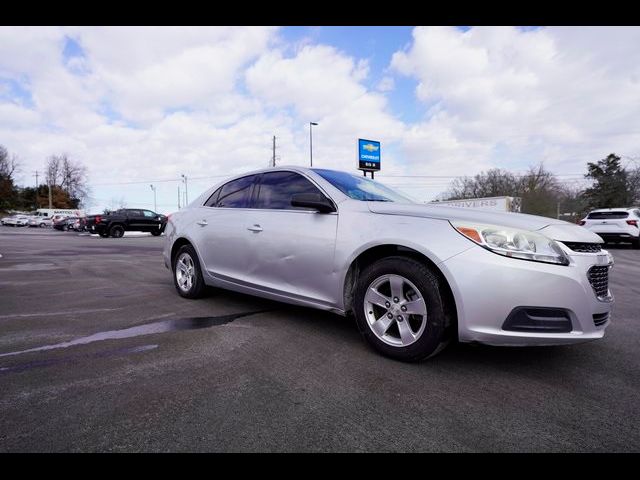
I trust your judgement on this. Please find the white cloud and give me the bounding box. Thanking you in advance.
[376,76,395,92]
[391,26,640,179]
[246,44,404,172]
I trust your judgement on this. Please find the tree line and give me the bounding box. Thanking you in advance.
[439,154,640,220]
[0,144,89,213]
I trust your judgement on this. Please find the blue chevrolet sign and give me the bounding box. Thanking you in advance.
[358,138,381,172]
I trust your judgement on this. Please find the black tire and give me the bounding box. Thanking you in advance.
[632,238,640,249]
[151,229,162,236]
[172,244,206,299]
[353,256,450,362]
[109,224,124,238]
[62,224,69,232]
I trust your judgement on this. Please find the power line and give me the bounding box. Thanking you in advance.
[90,174,231,187]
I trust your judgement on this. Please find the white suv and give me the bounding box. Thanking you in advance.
[580,207,640,249]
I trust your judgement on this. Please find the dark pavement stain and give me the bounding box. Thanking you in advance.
[0,310,271,360]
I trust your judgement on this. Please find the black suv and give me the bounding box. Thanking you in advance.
[85,209,167,238]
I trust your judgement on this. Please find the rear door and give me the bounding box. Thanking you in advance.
[243,171,338,304]
[194,174,259,283]
[125,209,146,230]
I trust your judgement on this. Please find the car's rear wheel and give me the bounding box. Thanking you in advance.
[151,229,162,236]
[109,225,124,238]
[173,245,205,299]
[62,224,69,231]
[632,237,640,249]
[353,256,450,362]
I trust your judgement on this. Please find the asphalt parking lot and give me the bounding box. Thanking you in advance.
[0,227,638,452]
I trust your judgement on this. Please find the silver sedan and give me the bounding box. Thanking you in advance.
[163,167,613,361]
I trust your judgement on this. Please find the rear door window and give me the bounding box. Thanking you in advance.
[215,175,258,208]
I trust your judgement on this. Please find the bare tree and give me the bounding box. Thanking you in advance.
[0,144,19,182]
[442,168,520,200]
[440,163,563,218]
[0,144,20,209]
[45,154,89,206]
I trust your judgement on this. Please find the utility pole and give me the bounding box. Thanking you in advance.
[181,174,188,205]
[272,136,276,167]
[177,185,181,209]
[309,122,318,167]
[48,182,53,209]
[34,171,39,208]
[150,184,157,212]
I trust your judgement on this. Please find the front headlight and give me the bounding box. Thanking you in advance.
[451,221,570,266]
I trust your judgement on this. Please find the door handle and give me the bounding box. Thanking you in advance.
[247,224,263,233]
[196,220,208,227]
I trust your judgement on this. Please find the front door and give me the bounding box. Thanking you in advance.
[243,171,338,305]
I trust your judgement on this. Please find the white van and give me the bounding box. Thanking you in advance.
[34,208,85,219]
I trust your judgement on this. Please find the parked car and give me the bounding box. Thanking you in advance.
[50,214,69,225]
[2,214,30,227]
[579,208,640,249]
[53,216,83,232]
[163,167,614,362]
[85,209,167,238]
[28,217,53,228]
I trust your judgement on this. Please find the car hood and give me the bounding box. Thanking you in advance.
[367,202,603,243]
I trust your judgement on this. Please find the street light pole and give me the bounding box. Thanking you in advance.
[150,184,157,212]
[309,122,318,167]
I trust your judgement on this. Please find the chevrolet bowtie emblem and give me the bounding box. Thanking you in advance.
[362,143,379,152]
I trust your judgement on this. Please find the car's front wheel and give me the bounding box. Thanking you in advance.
[173,244,206,299]
[353,256,450,362]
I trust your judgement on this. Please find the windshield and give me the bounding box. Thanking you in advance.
[314,169,414,203]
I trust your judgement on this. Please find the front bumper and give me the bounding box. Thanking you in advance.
[440,244,613,346]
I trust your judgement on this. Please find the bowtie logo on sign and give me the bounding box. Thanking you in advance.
[362,143,379,153]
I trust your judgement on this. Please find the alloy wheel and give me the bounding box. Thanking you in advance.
[176,252,195,293]
[363,274,428,347]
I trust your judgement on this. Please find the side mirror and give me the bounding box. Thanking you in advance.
[291,193,336,213]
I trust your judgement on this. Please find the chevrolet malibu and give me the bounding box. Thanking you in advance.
[163,167,613,361]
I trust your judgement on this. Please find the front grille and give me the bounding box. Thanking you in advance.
[588,265,609,298]
[593,312,609,327]
[564,242,602,253]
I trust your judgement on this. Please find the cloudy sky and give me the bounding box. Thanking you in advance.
[1,26,640,213]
